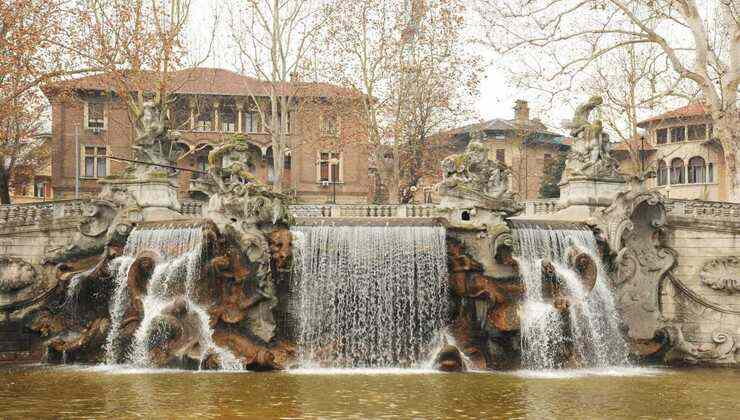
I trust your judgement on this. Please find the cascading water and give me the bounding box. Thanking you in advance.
[513,222,629,370]
[291,225,449,368]
[105,225,241,370]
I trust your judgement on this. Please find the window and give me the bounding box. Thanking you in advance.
[657,160,668,186]
[687,156,706,183]
[83,146,107,178]
[670,126,685,143]
[670,158,685,184]
[687,124,707,141]
[196,118,212,132]
[197,155,208,172]
[34,179,46,198]
[656,128,668,144]
[708,163,714,183]
[321,114,337,134]
[318,152,341,183]
[86,102,105,130]
[284,154,292,170]
[243,112,259,133]
[494,134,506,140]
[496,149,505,163]
[221,106,237,132]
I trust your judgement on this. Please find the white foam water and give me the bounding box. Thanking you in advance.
[291,225,449,369]
[104,225,241,370]
[513,222,630,370]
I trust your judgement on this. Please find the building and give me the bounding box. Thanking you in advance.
[42,68,370,204]
[431,100,570,200]
[611,103,728,201]
[8,133,53,203]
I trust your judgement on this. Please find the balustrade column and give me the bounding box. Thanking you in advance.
[213,100,220,132]
[236,102,244,133]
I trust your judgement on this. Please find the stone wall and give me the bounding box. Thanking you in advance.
[660,199,740,364]
[0,201,87,264]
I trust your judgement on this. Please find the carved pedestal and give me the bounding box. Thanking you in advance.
[558,176,626,217]
[99,177,184,222]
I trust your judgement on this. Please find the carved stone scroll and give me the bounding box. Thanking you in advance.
[699,257,740,294]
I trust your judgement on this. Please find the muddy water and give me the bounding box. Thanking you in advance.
[0,365,737,419]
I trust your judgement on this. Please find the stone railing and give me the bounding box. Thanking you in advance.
[180,200,204,217]
[523,199,559,216]
[289,204,441,219]
[665,199,740,223]
[0,199,88,228]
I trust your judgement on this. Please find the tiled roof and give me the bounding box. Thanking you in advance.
[610,140,656,153]
[435,118,561,140]
[44,67,359,98]
[637,102,708,127]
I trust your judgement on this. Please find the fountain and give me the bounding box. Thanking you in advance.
[512,221,629,369]
[1,96,704,374]
[291,224,448,368]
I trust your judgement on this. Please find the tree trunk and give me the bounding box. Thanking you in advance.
[0,169,12,204]
[711,116,740,202]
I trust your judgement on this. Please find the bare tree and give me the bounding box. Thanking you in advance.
[478,0,740,199]
[324,0,481,203]
[228,0,330,193]
[0,1,84,203]
[71,0,195,162]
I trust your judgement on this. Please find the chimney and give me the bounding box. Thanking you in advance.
[514,100,530,123]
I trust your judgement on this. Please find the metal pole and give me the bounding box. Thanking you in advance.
[74,124,80,199]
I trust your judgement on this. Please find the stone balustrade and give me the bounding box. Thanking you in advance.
[4,197,740,226]
[664,199,740,224]
[523,199,559,216]
[290,204,440,219]
[0,199,88,228]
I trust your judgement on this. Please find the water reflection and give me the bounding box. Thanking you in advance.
[0,365,737,419]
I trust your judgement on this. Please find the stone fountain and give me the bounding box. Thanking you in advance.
[1,96,730,371]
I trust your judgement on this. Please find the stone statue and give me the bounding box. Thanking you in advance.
[130,100,186,173]
[439,141,513,203]
[564,95,620,179]
[203,138,292,342]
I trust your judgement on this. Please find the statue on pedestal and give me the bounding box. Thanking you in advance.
[564,95,620,180]
[129,100,187,176]
[438,140,521,218]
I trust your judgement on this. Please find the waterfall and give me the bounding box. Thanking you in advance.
[291,225,449,368]
[105,225,241,370]
[512,222,629,369]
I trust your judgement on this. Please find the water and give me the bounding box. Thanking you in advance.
[291,225,449,368]
[512,222,629,369]
[104,225,241,370]
[1,365,737,418]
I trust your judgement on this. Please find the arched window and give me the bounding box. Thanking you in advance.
[688,156,706,184]
[657,160,668,186]
[670,158,685,184]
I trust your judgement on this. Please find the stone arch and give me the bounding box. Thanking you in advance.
[687,156,706,184]
[670,158,685,184]
[657,159,668,186]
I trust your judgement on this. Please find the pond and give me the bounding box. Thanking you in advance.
[0,365,737,418]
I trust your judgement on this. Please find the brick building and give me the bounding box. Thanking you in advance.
[431,100,570,200]
[42,68,370,204]
[611,103,729,201]
[8,133,53,204]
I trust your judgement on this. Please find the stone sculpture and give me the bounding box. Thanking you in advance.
[564,95,620,180]
[203,138,292,344]
[131,100,186,170]
[439,141,513,203]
